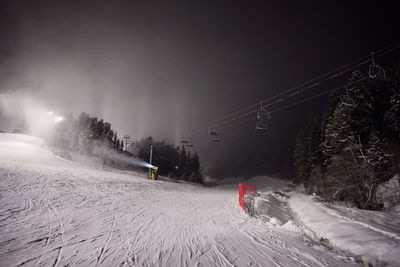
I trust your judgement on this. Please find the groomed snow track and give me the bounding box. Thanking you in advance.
[0,134,356,266]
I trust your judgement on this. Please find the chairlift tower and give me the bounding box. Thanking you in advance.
[123,135,131,151]
[149,143,153,178]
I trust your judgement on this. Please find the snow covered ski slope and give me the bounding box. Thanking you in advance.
[0,134,357,266]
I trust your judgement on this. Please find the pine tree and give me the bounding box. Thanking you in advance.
[103,122,114,147]
[97,119,104,140]
[293,129,309,184]
[321,105,361,202]
[323,106,353,158]
[191,153,202,183]
[365,132,392,183]
[136,136,153,161]
[319,92,340,163]
[306,114,323,170]
[183,152,194,179]
[382,79,400,174]
[384,87,400,138]
[178,146,187,178]
[348,71,375,143]
[88,117,98,140]
[169,146,180,178]
[328,141,362,205]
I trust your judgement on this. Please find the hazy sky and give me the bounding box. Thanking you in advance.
[0,1,398,176]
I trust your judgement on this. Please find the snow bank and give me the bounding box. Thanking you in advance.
[289,194,400,266]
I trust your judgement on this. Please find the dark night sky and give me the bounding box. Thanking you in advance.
[0,1,398,177]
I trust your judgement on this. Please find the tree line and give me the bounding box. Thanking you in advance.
[293,64,400,210]
[53,113,203,183]
[55,112,124,155]
[134,136,202,183]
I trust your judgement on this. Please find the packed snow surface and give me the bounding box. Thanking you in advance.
[0,134,366,266]
[289,194,400,266]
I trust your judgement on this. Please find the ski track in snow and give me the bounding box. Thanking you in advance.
[0,134,357,266]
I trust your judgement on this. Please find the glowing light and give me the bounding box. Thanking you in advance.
[48,111,54,116]
[55,116,64,122]
[137,162,155,169]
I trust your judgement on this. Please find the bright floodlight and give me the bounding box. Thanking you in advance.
[48,111,54,116]
[55,116,64,122]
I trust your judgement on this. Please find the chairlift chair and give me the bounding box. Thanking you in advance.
[208,127,219,136]
[255,121,267,132]
[181,136,190,143]
[340,86,355,108]
[257,108,271,119]
[369,65,388,81]
[255,102,270,132]
[257,102,271,120]
[368,52,389,81]
[340,95,355,107]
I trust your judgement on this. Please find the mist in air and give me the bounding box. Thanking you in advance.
[0,1,397,177]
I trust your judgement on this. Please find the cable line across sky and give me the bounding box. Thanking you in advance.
[181,41,400,144]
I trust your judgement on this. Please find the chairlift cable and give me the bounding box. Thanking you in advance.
[270,86,344,114]
[184,41,400,136]
[219,116,257,130]
[218,87,343,131]
[219,75,368,130]
[194,42,400,129]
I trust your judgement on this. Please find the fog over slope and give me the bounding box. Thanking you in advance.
[0,1,397,176]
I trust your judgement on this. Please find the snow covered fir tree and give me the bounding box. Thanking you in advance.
[48,112,203,183]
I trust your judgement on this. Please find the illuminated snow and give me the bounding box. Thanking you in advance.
[2,133,397,266]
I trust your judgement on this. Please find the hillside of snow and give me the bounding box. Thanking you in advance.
[0,133,398,266]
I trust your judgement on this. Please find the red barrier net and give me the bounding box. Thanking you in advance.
[239,183,257,213]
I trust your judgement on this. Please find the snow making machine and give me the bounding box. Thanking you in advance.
[151,166,159,180]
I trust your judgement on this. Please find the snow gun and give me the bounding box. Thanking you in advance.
[151,166,159,180]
